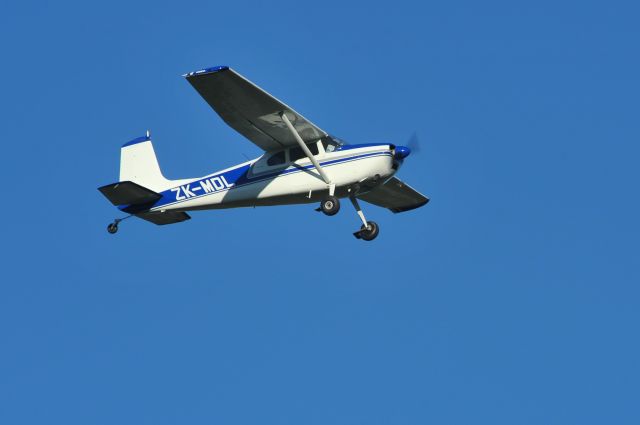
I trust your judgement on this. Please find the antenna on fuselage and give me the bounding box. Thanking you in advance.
[146,130,151,139]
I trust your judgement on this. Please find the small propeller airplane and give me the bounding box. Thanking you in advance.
[99,66,429,241]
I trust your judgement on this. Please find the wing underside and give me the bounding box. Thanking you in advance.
[358,177,429,213]
[185,66,327,151]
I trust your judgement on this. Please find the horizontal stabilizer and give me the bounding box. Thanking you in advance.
[136,211,191,225]
[98,181,162,206]
[358,177,429,213]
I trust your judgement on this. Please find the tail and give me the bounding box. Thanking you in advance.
[98,132,193,227]
[119,133,171,192]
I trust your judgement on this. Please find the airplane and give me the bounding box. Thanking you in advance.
[98,66,429,241]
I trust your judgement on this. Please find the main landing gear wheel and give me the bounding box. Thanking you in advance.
[320,196,340,216]
[107,222,118,234]
[354,221,379,241]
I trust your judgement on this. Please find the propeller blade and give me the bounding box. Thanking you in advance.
[407,132,421,155]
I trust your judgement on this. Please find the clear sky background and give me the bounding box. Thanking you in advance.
[1,1,638,424]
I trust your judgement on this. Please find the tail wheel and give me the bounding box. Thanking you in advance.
[107,223,118,234]
[359,221,379,241]
[321,196,340,216]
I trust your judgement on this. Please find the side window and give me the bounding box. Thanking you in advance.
[308,142,319,156]
[289,147,304,162]
[289,143,319,162]
[267,151,286,166]
[321,137,339,153]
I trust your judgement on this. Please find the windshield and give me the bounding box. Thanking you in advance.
[321,135,346,152]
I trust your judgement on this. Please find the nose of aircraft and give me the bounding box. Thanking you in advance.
[394,145,411,160]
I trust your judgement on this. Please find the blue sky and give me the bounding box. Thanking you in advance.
[1,0,639,423]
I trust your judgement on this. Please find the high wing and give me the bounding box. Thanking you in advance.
[185,66,328,151]
[358,177,429,213]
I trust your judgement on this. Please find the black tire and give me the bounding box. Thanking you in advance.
[359,221,379,241]
[107,223,118,234]
[321,196,340,216]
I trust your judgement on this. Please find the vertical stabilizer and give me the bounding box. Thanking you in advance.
[119,134,171,192]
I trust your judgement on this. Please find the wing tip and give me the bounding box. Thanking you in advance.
[183,65,229,78]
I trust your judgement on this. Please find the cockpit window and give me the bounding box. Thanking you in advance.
[267,151,286,166]
[289,143,319,162]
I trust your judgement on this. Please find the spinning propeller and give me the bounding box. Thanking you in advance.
[407,132,421,155]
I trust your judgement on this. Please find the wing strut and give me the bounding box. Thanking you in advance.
[281,112,335,196]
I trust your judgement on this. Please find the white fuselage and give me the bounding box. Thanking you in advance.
[147,142,398,213]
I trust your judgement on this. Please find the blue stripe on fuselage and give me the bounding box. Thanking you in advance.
[144,150,392,210]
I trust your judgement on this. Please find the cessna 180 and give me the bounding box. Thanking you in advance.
[98,66,429,241]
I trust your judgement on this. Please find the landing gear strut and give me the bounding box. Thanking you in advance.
[350,195,379,241]
[282,112,342,220]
